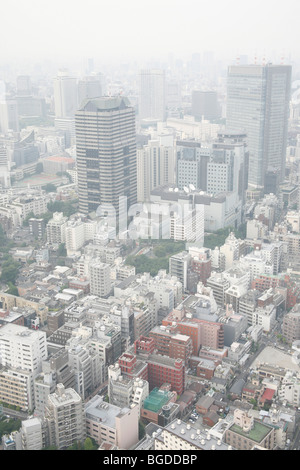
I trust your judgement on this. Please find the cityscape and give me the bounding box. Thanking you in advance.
[1,0,300,453]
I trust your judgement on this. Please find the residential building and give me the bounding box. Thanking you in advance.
[45,384,86,449]
[46,212,68,245]
[225,409,276,450]
[85,395,139,449]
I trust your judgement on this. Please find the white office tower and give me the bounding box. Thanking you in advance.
[45,383,86,450]
[139,69,166,122]
[137,139,176,201]
[53,70,78,118]
[53,69,78,146]
[0,324,47,411]
[89,259,111,297]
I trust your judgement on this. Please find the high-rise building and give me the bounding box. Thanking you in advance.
[191,90,220,121]
[89,259,111,297]
[139,69,166,122]
[226,64,292,192]
[75,96,137,215]
[53,70,78,119]
[0,324,48,410]
[45,384,86,449]
[53,70,78,147]
[77,75,102,107]
[137,139,176,201]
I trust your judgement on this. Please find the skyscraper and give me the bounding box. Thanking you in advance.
[77,75,102,107]
[53,69,78,119]
[53,69,78,146]
[139,69,166,122]
[75,96,137,215]
[226,64,291,192]
[137,139,175,201]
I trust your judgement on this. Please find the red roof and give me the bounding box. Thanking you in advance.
[260,388,275,402]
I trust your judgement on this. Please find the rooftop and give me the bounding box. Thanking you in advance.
[229,420,272,443]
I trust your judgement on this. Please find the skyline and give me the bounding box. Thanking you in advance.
[1,0,299,66]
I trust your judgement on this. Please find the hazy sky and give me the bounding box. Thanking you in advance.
[1,0,299,63]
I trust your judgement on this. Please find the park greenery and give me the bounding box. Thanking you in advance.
[23,199,79,228]
[0,415,22,440]
[203,223,247,250]
[125,240,186,276]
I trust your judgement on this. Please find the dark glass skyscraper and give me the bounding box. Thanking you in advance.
[226,64,291,192]
[75,96,137,215]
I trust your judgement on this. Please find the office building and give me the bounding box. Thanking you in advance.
[176,140,210,191]
[53,70,78,119]
[75,96,137,215]
[77,75,102,106]
[191,90,220,121]
[139,69,166,122]
[226,64,292,192]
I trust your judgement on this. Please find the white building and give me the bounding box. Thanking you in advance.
[137,139,175,202]
[154,419,232,450]
[252,304,276,332]
[0,324,48,410]
[46,212,68,245]
[85,394,139,449]
[89,259,111,297]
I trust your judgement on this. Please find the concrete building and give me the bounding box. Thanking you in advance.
[225,409,276,450]
[282,304,300,343]
[45,383,86,449]
[0,324,47,410]
[89,260,111,298]
[46,212,67,245]
[137,139,175,202]
[155,418,233,450]
[85,394,139,449]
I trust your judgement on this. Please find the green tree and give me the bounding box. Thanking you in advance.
[84,437,94,450]
[0,258,20,284]
[6,282,19,296]
[44,183,57,193]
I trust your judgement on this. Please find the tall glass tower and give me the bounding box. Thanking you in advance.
[226,64,291,192]
[75,96,137,216]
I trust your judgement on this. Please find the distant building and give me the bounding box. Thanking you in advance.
[139,69,166,122]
